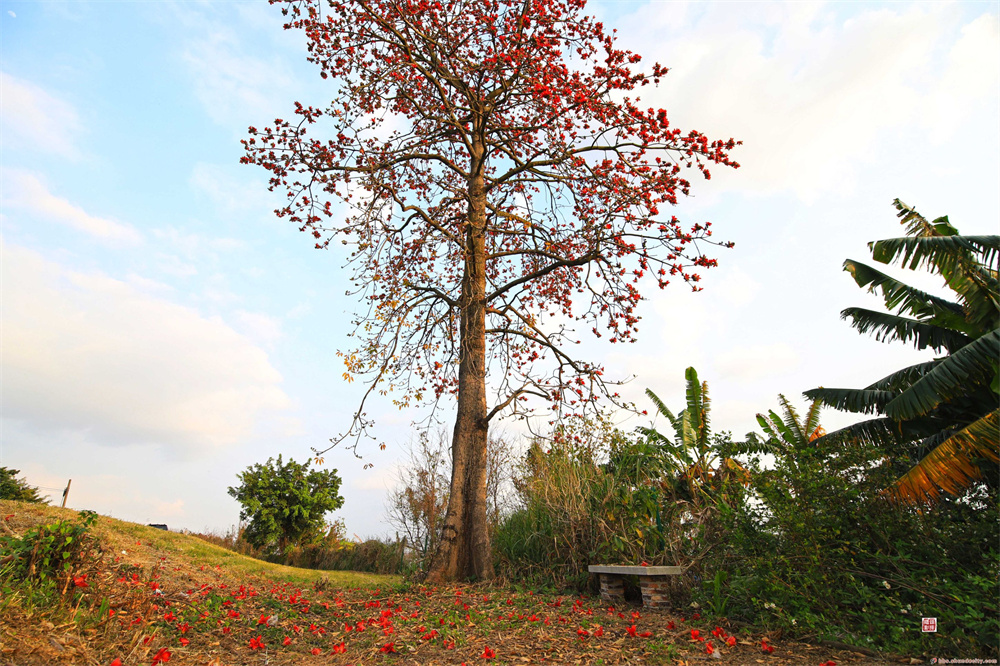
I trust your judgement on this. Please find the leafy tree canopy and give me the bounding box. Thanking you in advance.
[0,467,48,504]
[228,456,344,554]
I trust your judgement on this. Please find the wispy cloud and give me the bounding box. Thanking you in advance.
[616,2,997,202]
[1,244,292,455]
[2,170,142,244]
[0,72,81,158]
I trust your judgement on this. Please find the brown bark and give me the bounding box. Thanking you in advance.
[426,139,494,582]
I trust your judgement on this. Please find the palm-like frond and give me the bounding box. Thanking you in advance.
[885,329,1000,421]
[844,259,968,327]
[840,307,971,353]
[870,235,1000,276]
[776,395,807,445]
[683,367,704,441]
[803,387,897,414]
[863,361,939,392]
[803,398,823,436]
[890,410,1000,505]
[644,388,676,425]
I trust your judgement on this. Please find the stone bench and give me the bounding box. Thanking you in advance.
[588,564,683,609]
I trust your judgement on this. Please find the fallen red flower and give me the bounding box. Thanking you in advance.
[762,639,774,654]
[481,645,496,659]
[178,638,189,647]
[73,574,88,588]
[110,659,122,666]
[727,635,737,647]
[151,648,171,665]
[332,642,346,654]
[379,642,396,653]
[248,636,265,650]
[311,648,322,655]
[282,636,292,646]
[626,624,637,637]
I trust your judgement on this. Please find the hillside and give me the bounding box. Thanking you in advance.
[1,500,902,665]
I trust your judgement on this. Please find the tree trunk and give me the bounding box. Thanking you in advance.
[425,140,494,583]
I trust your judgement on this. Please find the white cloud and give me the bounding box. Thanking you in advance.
[181,30,295,128]
[190,162,272,214]
[2,170,142,243]
[616,2,995,202]
[1,244,292,454]
[232,310,284,348]
[0,72,80,157]
[714,343,801,383]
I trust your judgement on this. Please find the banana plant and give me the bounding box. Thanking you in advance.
[638,367,748,504]
[805,199,999,505]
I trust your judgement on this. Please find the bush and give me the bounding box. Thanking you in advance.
[707,436,999,656]
[0,468,48,504]
[227,455,344,556]
[493,411,744,598]
[0,511,101,613]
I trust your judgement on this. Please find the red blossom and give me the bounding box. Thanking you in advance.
[481,645,497,659]
[379,642,397,653]
[248,636,265,650]
[151,648,171,665]
[73,575,88,588]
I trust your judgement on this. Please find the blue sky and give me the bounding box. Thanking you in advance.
[2,1,997,537]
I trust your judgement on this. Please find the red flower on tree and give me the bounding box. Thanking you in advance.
[243,0,739,584]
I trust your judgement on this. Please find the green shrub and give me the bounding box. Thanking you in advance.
[0,511,100,612]
[708,437,999,656]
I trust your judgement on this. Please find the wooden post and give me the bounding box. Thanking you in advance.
[61,479,72,508]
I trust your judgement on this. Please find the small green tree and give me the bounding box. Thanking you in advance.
[0,467,48,504]
[228,456,344,555]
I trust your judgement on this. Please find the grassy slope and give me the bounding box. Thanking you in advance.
[0,500,893,666]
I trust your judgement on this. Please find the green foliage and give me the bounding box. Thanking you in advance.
[227,455,344,556]
[806,198,999,504]
[0,511,99,614]
[0,468,48,504]
[710,431,999,656]
[495,373,752,597]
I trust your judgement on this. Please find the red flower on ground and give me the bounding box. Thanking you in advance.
[820,662,837,666]
[626,625,637,637]
[110,659,122,666]
[151,648,171,665]
[282,636,292,646]
[762,639,774,654]
[73,574,88,588]
[221,626,231,635]
[666,620,675,629]
[638,631,652,638]
[594,626,604,637]
[443,639,456,649]
[332,642,346,654]
[691,629,701,641]
[481,645,496,659]
[379,642,396,653]
[311,648,322,655]
[706,641,715,655]
[248,636,265,650]
[178,638,189,647]
[727,635,737,647]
